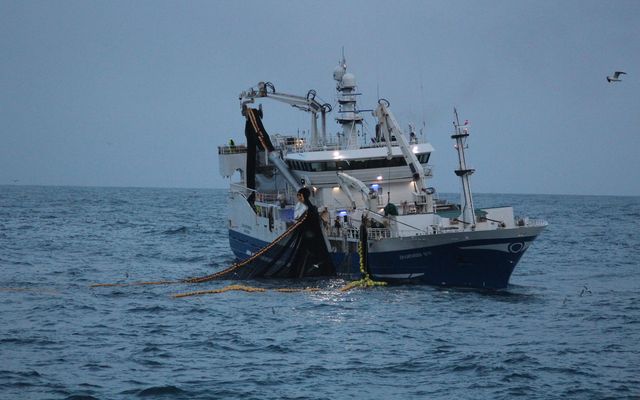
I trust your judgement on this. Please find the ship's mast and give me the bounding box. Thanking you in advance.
[333,54,363,149]
[452,108,476,229]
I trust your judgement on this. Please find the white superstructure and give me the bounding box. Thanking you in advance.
[217,56,547,289]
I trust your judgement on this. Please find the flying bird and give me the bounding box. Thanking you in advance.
[607,71,626,82]
[579,285,592,297]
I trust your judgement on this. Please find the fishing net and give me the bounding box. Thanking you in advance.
[186,209,335,282]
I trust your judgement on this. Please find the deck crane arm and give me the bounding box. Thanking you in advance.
[337,171,371,209]
[373,99,434,212]
[240,82,332,147]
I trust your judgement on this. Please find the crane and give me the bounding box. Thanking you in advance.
[373,99,435,213]
[239,82,332,148]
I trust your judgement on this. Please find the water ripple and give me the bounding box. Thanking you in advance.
[1,187,638,399]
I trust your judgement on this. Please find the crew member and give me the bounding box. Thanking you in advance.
[294,187,313,220]
[334,215,342,235]
[320,207,330,230]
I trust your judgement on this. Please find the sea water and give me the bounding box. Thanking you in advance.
[1,186,638,399]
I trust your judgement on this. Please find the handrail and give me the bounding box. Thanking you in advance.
[523,218,548,227]
[229,183,296,205]
[218,145,248,155]
[338,227,435,240]
[342,227,392,240]
[219,141,432,157]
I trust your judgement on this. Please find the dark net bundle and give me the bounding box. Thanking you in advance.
[190,211,334,282]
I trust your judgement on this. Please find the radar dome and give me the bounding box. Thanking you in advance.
[333,65,346,81]
[341,72,356,88]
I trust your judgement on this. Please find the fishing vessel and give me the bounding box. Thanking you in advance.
[217,56,546,289]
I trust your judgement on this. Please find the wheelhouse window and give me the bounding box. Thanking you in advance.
[286,153,430,172]
[287,154,429,172]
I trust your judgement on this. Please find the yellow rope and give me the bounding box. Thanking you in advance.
[172,284,267,298]
[339,238,387,292]
[172,284,320,298]
[339,277,387,292]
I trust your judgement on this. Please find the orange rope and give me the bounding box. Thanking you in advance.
[246,108,271,151]
[183,213,307,283]
[91,214,308,288]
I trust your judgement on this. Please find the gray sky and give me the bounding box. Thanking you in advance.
[2,0,639,195]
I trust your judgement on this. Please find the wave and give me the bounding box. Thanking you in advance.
[0,369,41,378]
[0,337,57,346]
[135,385,187,397]
[163,226,188,235]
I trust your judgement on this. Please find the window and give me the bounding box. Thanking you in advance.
[286,156,420,171]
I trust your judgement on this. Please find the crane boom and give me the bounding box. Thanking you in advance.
[373,100,434,212]
[239,82,332,147]
[337,171,371,209]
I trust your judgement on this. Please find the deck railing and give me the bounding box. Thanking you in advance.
[229,183,296,205]
[336,227,394,240]
[523,218,548,227]
[218,145,248,155]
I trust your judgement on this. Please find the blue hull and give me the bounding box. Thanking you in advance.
[229,229,540,290]
[370,237,535,289]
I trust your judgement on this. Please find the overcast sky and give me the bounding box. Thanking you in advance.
[1,0,639,195]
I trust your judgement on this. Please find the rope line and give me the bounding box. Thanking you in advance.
[90,213,308,288]
[247,108,272,152]
[339,234,387,292]
[183,213,308,283]
[91,200,388,295]
[172,284,320,298]
[173,284,266,298]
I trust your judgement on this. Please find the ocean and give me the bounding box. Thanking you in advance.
[1,186,638,399]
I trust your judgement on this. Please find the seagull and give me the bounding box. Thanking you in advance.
[607,71,626,82]
[579,285,592,297]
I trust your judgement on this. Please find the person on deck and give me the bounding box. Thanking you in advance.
[294,187,314,220]
[334,216,342,235]
[320,207,330,230]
